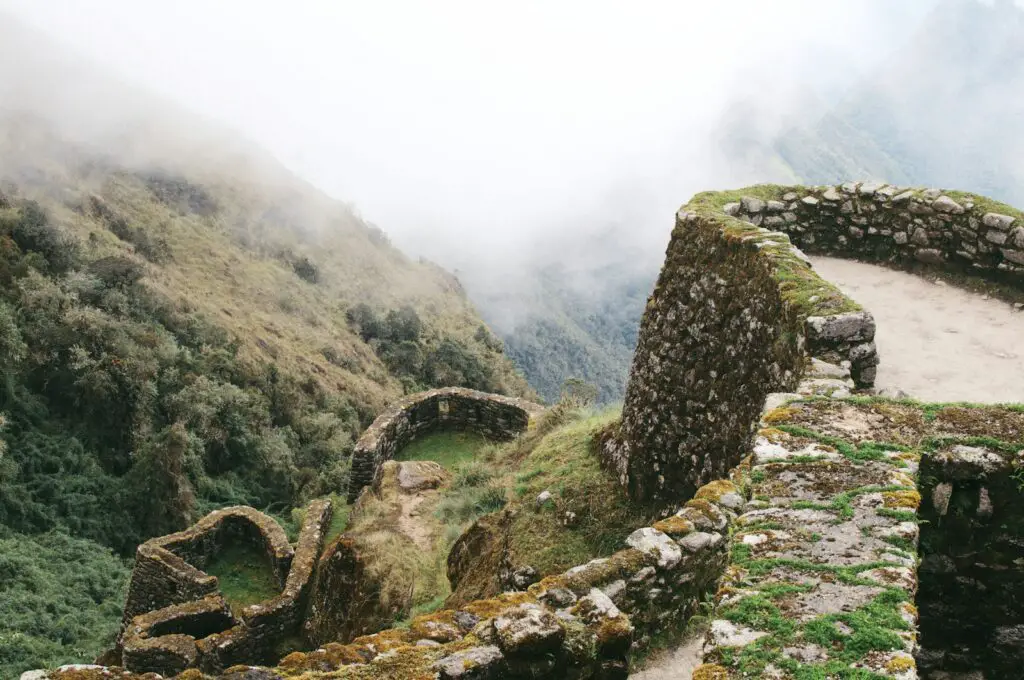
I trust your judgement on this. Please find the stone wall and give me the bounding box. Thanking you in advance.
[118,500,334,675]
[122,506,293,626]
[917,442,1024,679]
[347,387,543,502]
[726,183,1024,286]
[609,197,853,508]
[612,182,1024,510]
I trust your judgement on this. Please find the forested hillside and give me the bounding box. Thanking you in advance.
[0,20,529,676]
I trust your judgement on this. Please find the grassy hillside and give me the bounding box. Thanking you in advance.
[0,19,530,674]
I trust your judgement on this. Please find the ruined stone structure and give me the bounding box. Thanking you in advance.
[917,442,1024,677]
[347,387,543,502]
[610,182,1023,509]
[31,184,1024,680]
[117,500,333,676]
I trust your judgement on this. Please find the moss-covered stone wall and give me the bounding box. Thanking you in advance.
[917,442,1024,678]
[118,500,333,675]
[727,183,1024,287]
[347,387,543,502]
[612,199,826,508]
[614,182,1024,510]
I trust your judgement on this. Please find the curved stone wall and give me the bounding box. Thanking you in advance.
[347,387,544,502]
[118,499,334,675]
[611,183,1023,509]
[725,183,1024,283]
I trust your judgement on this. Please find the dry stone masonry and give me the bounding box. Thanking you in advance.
[916,440,1024,677]
[27,184,1024,680]
[117,500,334,676]
[607,187,877,509]
[726,183,1024,283]
[347,387,543,502]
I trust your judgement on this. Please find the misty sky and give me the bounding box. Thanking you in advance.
[1,1,958,265]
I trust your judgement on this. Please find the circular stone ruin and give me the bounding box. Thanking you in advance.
[346,387,544,502]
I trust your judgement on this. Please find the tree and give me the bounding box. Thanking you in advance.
[383,306,422,343]
[124,422,196,538]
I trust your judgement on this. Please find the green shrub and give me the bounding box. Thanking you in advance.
[0,529,130,679]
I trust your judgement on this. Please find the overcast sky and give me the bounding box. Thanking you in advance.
[1,1,945,264]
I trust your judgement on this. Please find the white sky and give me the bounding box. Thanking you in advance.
[1,1,942,264]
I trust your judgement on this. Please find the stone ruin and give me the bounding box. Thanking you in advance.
[115,501,333,676]
[347,386,544,502]
[35,182,1024,680]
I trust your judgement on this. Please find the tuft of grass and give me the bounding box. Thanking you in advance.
[396,430,492,470]
[204,542,281,612]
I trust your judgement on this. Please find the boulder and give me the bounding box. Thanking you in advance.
[396,460,447,492]
[493,604,565,656]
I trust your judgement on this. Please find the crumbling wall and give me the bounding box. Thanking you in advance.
[347,387,543,502]
[917,442,1024,679]
[609,205,813,507]
[119,500,333,675]
[122,506,293,627]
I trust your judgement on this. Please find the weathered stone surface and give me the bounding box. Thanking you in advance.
[493,604,565,655]
[626,528,682,568]
[433,646,505,679]
[396,460,447,492]
[932,195,965,214]
[805,311,875,344]
[983,212,1016,230]
[741,196,765,213]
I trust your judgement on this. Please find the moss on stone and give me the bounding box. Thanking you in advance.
[694,480,740,503]
[883,490,922,510]
[651,516,695,537]
[762,406,801,425]
[692,663,730,680]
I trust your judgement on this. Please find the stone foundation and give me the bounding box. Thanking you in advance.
[347,387,543,502]
[917,442,1024,679]
[118,499,333,675]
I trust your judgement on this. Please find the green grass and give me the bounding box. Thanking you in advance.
[504,409,652,575]
[396,430,491,469]
[204,542,281,612]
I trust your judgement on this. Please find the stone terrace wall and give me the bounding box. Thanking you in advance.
[347,387,543,502]
[726,182,1024,287]
[609,191,871,508]
[613,182,1024,510]
[118,500,333,676]
[917,443,1024,678]
[122,506,294,626]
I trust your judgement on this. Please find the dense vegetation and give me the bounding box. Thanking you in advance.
[0,136,527,674]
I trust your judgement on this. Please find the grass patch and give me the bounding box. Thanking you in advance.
[396,430,491,469]
[503,409,653,575]
[204,542,281,612]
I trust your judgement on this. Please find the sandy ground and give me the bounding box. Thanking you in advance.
[630,634,705,680]
[811,257,1024,404]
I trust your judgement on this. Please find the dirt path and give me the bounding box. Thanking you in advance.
[396,492,434,551]
[630,634,704,679]
[812,257,1024,404]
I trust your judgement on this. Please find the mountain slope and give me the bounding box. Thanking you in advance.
[0,17,529,676]
[775,0,1024,205]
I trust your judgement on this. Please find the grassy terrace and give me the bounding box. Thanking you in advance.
[343,404,651,623]
[696,396,1024,679]
[395,430,490,469]
[204,542,281,613]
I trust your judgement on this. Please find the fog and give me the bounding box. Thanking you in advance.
[1,1,943,267]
